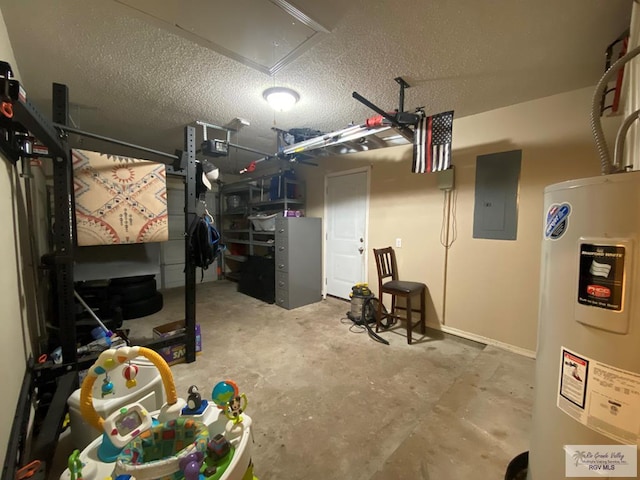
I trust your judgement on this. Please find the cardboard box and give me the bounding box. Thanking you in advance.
[152,320,202,366]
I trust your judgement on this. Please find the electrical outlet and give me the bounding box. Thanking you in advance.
[395,238,402,248]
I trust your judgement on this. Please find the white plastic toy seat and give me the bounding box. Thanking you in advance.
[67,357,164,449]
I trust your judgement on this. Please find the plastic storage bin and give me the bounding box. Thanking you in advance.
[67,357,165,449]
[247,213,278,231]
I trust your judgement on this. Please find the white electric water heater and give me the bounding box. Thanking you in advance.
[528,171,640,479]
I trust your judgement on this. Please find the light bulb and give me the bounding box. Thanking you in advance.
[263,87,300,112]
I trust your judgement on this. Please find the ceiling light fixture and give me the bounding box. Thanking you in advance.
[263,87,300,112]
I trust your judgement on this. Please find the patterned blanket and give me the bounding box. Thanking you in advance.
[73,149,168,245]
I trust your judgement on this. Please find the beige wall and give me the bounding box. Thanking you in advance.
[300,86,620,355]
[0,7,27,469]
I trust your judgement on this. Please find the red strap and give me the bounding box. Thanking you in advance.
[426,115,433,173]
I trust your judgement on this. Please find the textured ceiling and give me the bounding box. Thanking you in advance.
[0,0,633,175]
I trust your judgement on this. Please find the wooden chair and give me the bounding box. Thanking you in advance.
[373,247,426,344]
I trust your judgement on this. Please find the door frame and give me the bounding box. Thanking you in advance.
[323,166,371,299]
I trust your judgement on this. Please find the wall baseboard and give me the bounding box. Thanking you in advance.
[427,322,537,359]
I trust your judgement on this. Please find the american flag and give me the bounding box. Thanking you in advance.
[412,110,454,173]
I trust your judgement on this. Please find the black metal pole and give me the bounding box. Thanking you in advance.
[395,77,410,113]
[31,371,77,473]
[352,91,414,142]
[184,125,197,363]
[1,360,33,480]
[51,83,77,364]
[52,123,179,164]
[227,142,273,158]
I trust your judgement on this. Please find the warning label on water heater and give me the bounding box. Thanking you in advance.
[560,349,588,408]
[558,347,640,444]
[577,244,625,311]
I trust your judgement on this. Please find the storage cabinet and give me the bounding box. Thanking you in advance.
[238,255,275,304]
[274,217,322,309]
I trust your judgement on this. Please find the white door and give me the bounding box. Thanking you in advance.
[325,168,369,299]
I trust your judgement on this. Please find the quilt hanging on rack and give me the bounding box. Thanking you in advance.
[72,149,168,246]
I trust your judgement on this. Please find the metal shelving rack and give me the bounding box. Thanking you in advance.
[219,174,305,282]
[1,77,199,480]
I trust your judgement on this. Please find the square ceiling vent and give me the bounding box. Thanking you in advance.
[116,0,335,75]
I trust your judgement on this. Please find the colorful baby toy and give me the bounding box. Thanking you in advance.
[62,346,257,480]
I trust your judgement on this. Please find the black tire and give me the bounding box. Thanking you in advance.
[121,292,163,320]
[109,278,157,302]
[110,274,155,285]
[47,315,123,346]
[75,282,110,311]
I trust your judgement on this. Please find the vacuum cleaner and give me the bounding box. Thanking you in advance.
[346,283,393,345]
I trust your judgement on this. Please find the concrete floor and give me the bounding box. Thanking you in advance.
[55,280,535,480]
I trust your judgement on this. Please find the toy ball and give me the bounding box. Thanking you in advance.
[182,461,200,480]
[179,452,203,471]
[211,380,238,409]
[122,364,139,389]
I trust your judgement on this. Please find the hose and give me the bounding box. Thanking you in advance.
[591,44,640,175]
[361,296,391,345]
[613,109,640,170]
[361,315,389,345]
[345,295,396,345]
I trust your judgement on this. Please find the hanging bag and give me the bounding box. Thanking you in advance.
[187,212,224,281]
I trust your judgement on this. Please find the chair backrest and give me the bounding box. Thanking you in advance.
[373,247,398,291]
